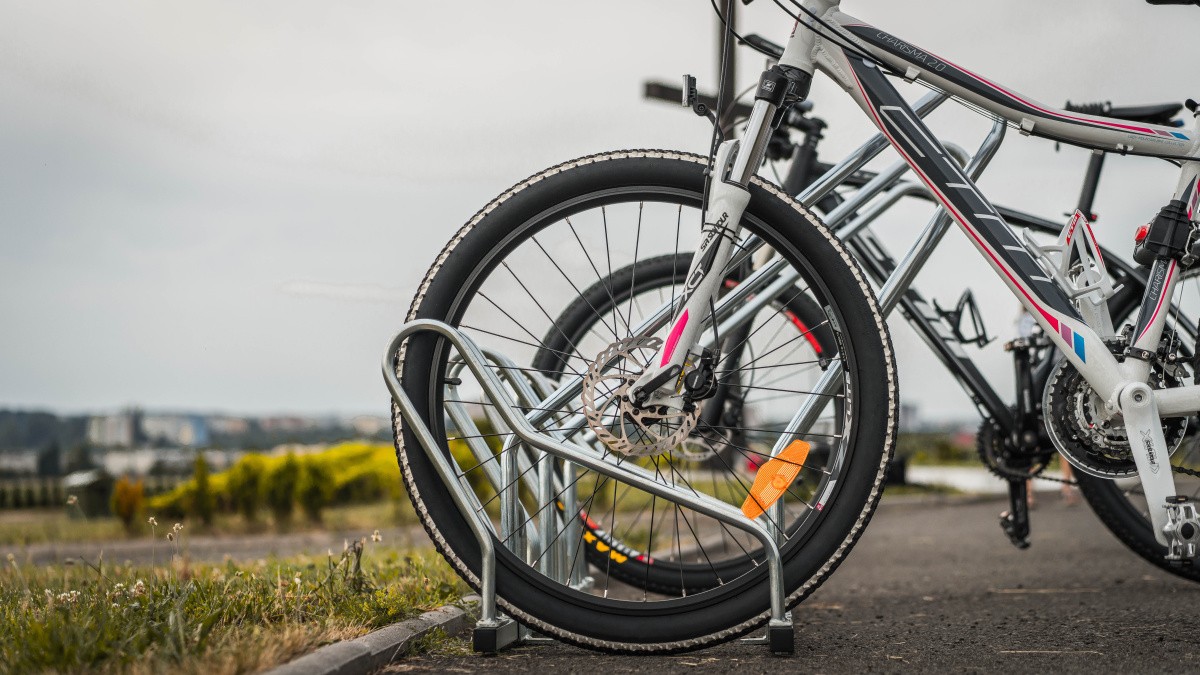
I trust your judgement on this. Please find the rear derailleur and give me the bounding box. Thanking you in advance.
[977,335,1058,549]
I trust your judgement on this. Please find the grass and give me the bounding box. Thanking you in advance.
[0,543,467,674]
[404,627,472,658]
[0,501,417,548]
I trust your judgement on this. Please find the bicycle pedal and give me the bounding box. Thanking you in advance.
[1163,496,1200,562]
[998,510,1031,550]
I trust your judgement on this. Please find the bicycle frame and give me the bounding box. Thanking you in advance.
[785,1,1200,407]
[640,0,1200,544]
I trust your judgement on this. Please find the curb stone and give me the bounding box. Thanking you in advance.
[265,596,479,675]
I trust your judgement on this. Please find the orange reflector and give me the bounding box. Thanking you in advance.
[741,440,811,520]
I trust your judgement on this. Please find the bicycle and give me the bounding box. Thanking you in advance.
[735,32,1200,585]
[391,0,1200,653]
[661,34,1200,585]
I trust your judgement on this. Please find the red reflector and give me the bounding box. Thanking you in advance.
[1135,224,1150,243]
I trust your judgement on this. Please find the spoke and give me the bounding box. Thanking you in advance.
[661,456,751,571]
[625,203,644,335]
[753,363,822,390]
[722,318,831,374]
[715,284,816,368]
[445,399,587,418]
[498,450,625,549]
[460,324,586,378]
[695,425,825,504]
[700,423,843,440]
[499,262,596,368]
[718,382,844,397]
[570,216,631,335]
[722,358,826,375]
[644,491,658,600]
[532,235,620,342]
[671,206,682,316]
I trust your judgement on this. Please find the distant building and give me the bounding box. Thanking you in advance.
[899,402,920,433]
[0,450,40,475]
[87,410,142,448]
[102,448,161,476]
[88,410,207,448]
[258,416,317,433]
[141,415,210,447]
[350,415,388,437]
[208,416,250,436]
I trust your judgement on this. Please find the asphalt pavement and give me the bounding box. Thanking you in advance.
[389,493,1200,674]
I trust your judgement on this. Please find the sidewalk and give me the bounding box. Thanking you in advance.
[906,464,1069,495]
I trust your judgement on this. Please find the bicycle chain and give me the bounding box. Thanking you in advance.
[976,416,1071,485]
[1173,463,1200,479]
[977,414,1200,486]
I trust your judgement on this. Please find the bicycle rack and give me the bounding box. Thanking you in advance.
[383,319,795,655]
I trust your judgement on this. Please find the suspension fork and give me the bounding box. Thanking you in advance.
[631,65,813,403]
[699,261,755,449]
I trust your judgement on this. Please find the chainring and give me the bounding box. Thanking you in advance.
[1043,339,1188,478]
[976,413,1056,482]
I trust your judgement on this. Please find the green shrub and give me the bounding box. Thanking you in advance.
[449,439,494,502]
[333,469,386,504]
[190,454,215,527]
[296,460,334,523]
[226,454,266,522]
[145,443,411,523]
[263,453,300,527]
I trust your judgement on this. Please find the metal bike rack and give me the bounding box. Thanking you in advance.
[383,319,796,654]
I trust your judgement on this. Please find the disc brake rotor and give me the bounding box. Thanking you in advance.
[581,336,700,458]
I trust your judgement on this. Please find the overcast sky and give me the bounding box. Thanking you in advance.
[2,1,1199,421]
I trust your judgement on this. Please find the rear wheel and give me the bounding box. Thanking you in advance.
[532,252,840,593]
[393,150,898,652]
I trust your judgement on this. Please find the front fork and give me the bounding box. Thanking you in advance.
[632,67,811,404]
[630,142,750,402]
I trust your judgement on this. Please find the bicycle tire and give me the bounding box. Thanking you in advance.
[392,149,898,652]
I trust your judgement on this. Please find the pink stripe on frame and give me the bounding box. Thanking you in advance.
[661,309,689,367]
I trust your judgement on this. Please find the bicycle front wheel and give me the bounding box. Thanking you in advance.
[393,150,898,652]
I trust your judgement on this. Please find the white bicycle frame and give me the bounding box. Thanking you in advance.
[640,0,1200,545]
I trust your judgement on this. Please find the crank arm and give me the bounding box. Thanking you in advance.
[1118,382,1179,547]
